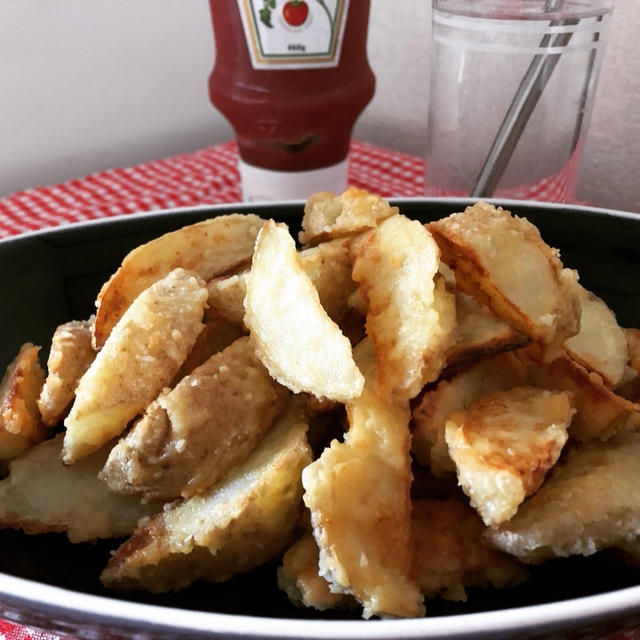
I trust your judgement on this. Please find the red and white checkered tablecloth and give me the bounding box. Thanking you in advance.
[0,140,627,640]
[0,138,585,239]
[0,140,427,238]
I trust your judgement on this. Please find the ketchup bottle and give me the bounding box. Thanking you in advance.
[208,0,375,201]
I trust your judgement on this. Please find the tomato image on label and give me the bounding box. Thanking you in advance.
[282,0,309,26]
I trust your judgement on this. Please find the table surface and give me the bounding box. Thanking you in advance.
[0,140,637,640]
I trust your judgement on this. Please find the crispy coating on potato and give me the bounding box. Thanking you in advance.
[100,336,290,501]
[0,434,159,543]
[278,531,355,611]
[244,220,363,402]
[350,215,456,402]
[279,500,527,611]
[487,433,640,563]
[298,186,398,246]
[100,399,312,592]
[63,269,208,464]
[93,214,264,348]
[428,202,581,359]
[412,498,528,601]
[302,340,424,619]
[412,351,528,475]
[37,319,96,427]
[445,386,574,526]
[0,343,46,462]
[563,282,628,388]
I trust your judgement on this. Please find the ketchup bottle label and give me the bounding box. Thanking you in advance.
[237,0,350,69]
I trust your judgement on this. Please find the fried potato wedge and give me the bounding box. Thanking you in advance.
[445,292,529,376]
[298,186,398,246]
[37,319,96,427]
[93,214,264,348]
[351,214,456,402]
[278,531,355,611]
[564,282,628,388]
[412,351,527,475]
[0,434,160,543]
[101,336,290,501]
[244,220,363,402]
[428,202,581,359]
[445,386,574,526]
[487,432,640,563]
[516,349,640,441]
[208,237,356,327]
[302,340,424,619]
[100,399,312,592]
[412,498,528,601]
[63,269,208,464]
[280,499,526,612]
[0,343,46,462]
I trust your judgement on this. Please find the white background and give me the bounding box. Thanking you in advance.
[0,0,638,211]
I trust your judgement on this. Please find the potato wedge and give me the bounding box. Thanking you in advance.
[37,319,96,427]
[101,336,290,500]
[487,432,640,563]
[100,398,312,592]
[412,351,527,475]
[93,214,264,348]
[563,281,628,388]
[445,292,529,376]
[298,187,397,246]
[63,268,208,464]
[207,237,356,327]
[0,434,160,543]
[0,343,46,462]
[302,339,424,618]
[429,202,581,359]
[244,220,363,402]
[516,348,640,441]
[351,214,456,402]
[278,531,355,611]
[445,386,574,526]
[412,498,527,601]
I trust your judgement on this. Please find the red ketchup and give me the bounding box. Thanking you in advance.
[208,0,375,201]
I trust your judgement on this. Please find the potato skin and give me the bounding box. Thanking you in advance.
[101,336,290,501]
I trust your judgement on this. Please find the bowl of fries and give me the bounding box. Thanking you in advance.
[1,191,640,639]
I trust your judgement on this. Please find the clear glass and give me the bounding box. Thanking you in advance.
[425,0,614,201]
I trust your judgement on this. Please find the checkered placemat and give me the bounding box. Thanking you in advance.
[0,140,426,239]
[0,138,584,239]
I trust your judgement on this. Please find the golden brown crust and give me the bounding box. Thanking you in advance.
[93,214,264,348]
[0,343,46,461]
[37,319,96,427]
[428,202,581,360]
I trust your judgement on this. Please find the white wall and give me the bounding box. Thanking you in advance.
[0,0,638,212]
